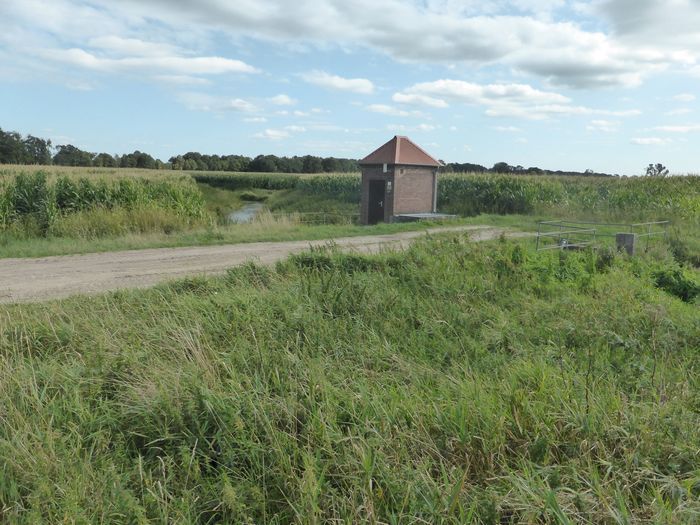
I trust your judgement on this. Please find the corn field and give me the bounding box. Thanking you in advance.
[439,173,700,220]
[0,171,205,236]
[196,171,699,221]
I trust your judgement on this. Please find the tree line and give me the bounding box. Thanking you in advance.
[0,128,359,173]
[441,161,614,177]
[1,126,613,176]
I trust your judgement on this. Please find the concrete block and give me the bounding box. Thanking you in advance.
[616,232,637,255]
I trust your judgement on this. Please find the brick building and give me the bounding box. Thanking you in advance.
[359,136,442,224]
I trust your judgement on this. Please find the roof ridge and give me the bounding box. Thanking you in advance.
[359,135,441,167]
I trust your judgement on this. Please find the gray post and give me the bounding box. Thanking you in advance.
[616,232,636,255]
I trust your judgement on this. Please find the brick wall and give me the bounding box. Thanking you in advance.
[392,166,435,214]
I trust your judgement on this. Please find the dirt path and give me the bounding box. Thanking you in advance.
[0,225,529,304]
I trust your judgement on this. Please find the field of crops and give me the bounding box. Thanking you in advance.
[194,171,700,221]
[0,168,205,238]
[1,166,698,262]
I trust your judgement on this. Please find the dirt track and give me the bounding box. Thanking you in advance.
[0,225,527,304]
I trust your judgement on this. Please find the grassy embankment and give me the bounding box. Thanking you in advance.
[0,234,698,523]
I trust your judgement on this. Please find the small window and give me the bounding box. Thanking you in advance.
[383,163,388,173]
[386,181,392,193]
[400,168,404,174]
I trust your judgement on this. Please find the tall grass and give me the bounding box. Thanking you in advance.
[0,236,697,522]
[0,170,206,238]
[440,173,700,220]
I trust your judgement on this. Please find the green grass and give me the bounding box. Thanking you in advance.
[0,235,697,523]
[0,216,480,259]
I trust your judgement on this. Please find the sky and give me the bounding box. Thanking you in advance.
[1,0,699,174]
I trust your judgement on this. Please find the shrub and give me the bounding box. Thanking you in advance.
[653,267,700,302]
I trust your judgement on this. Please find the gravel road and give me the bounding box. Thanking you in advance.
[0,225,527,304]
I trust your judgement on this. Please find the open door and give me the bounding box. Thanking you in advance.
[368,180,386,224]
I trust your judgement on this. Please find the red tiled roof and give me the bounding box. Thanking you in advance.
[359,136,442,167]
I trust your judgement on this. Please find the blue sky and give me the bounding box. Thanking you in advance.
[1,0,699,174]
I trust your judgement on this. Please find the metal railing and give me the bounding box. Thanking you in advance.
[536,223,597,251]
[535,219,670,251]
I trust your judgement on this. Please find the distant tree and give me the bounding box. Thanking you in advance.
[646,163,669,177]
[23,135,52,164]
[302,155,323,173]
[53,144,94,166]
[94,153,117,167]
[492,162,512,173]
[0,128,26,164]
[134,151,156,169]
[249,155,278,172]
[443,162,487,173]
[224,155,250,172]
[322,157,339,172]
[169,155,185,170]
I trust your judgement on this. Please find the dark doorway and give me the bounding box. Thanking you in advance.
[368,180,386,224]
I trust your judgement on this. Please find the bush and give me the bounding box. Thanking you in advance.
[653,266,700,302]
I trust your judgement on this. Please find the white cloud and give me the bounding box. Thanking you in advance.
[365,104,423,117]
[88,36,181,57]
[653,124,700,133]
[493,125,522,132]
[396,79,642,120]
[2,0,698,90]
[392,93,449,108]
[600,0,700,52]
[387,123,436,132]
[631,137,672,145]
[302,70,374,94]
[269,94,296,105]
[673,93,696,102]
[664,108,692,116]
[398,79,570,105]
[285,125,307,132]
[243,116,267,122]
[587,119,620,132]
[176,92,256,112]
[40,48,259,75]
[153,74,210,85]
[254,129,290,140]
